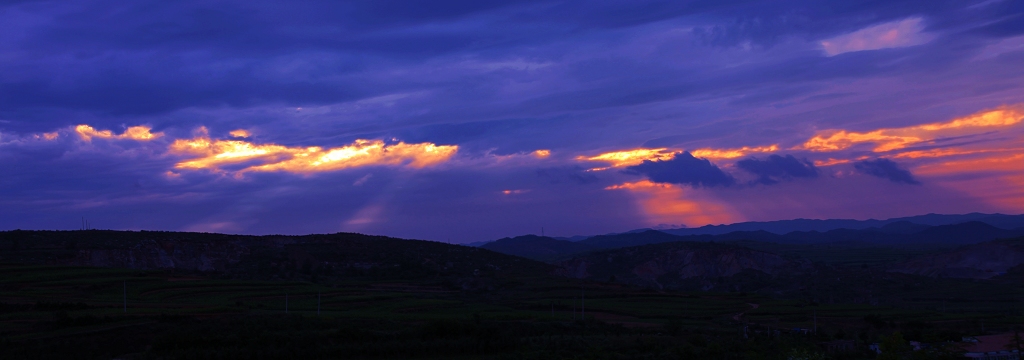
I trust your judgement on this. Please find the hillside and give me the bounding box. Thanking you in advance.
[890,237,1024,279]
[479,235,594,261]
[553,241,810,291]
[0,230,553,291]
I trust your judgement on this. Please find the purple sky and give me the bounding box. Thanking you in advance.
[2,0,1024,242]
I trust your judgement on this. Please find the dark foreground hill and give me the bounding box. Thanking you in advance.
[889,236,1024,279]
[0,230,552,291]
[553,241,811,291]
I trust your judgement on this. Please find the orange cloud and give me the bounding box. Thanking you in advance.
[75,124,161,141]
[32,132,60,141]
[229,129,251,138]
[915,153,1024,176]
[605,180,734,226]
[813,158,852,167]
[800,106,1024,153]
[532,149,551,158]
[170,135,457,174]
[576,147,676,168]
[690,144,778,159]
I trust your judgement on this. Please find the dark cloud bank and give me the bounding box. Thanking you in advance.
[624,152,735,187]
[737,155,819,185]
[855,158,921,185]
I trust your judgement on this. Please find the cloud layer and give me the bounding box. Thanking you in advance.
[2,0,1024,241]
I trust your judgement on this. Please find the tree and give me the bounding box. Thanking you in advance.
[879,332,914,360]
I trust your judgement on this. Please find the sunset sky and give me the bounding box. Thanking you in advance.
[2,0,1023,242]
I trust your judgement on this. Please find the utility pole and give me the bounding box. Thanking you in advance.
[581,285,585,321]
[317,292,321,316]
[123,281,127,313]
[285,293,289,314]
[813,310,817,334]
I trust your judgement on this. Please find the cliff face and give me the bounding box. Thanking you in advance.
[70,239,251,271]
[0,230,554,291]
[890,238,1024,279]
[554,241,804,290]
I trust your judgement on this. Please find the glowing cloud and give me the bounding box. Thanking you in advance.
[576,147,677,168]
[690,144,778,159]
[171,135,457,174]
[532,149,551,158]
[820,17,933,56]
[606,180,734,226]
[800,106,1024,153]
[75,125,162,141]
[35,132,59,141]
[229,129,252,138]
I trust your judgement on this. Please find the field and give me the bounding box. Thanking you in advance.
[2,260,1023,359]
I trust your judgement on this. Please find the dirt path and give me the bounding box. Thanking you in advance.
[732,303,759,322]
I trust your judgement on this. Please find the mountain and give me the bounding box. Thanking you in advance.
[553,241,809,291]
[658,213,1024,236]
[479,235,594,261]
[480,221,1024,262]
[579,230,697,250]
[890,237,1024,279]
[876,221,932,234]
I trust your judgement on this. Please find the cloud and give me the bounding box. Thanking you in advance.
[736,154,819,185]
[605,180,735,227]
[821,18,933,56]
[854,158,920,185]
[75,125,162,141]
[170,132,458,174]
[577,144,777,169]
[576,147,677,169]
[690,144,778,160]
[623,152,735,187]
[799,106,1024,153]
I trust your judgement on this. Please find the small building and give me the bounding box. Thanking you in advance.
[962,334,1021,360]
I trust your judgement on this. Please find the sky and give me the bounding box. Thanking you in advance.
[2,0,1024,242]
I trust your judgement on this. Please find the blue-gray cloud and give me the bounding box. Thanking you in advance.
[737,154,818,185]
[624,152,735,187]
[854,158,920,185]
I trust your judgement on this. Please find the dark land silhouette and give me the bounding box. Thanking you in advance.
[2,215,1024,359]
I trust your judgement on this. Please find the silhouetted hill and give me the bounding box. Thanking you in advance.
[905,221,1023,246]
[579,230,694,249]
[479,235,594,261]
[876,221,932,234]
[0,230,553,291]
[481,221,1024,262]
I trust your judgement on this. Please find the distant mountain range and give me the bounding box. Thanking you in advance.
[480,218,1024,261]
[661,213,1024,236]
[484,213,1024,245]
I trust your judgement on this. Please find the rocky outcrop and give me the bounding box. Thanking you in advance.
[70,239,251,271]
[554,241,805,290]
[889,238,1024,279]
